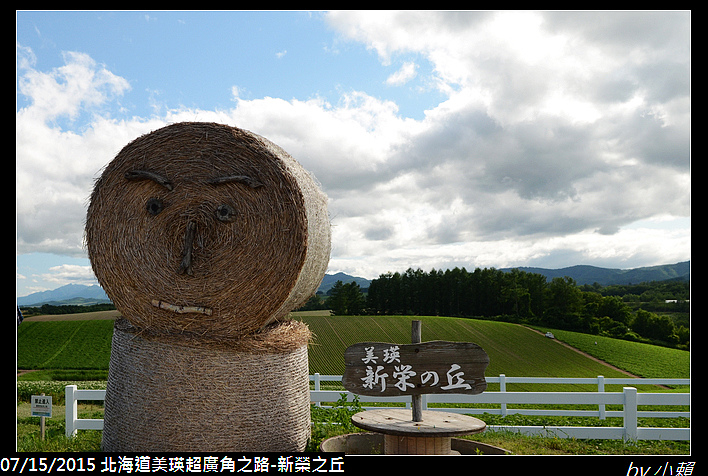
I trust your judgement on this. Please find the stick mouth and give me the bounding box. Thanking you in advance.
[151,299,213,316]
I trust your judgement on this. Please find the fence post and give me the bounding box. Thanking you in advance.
[597,375,606,420]
[313,373,321,407]
[65,385,78,438]
[623,387,638,441]
[499,374,507,417]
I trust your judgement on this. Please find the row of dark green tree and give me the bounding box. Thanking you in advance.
[337,267,690,350]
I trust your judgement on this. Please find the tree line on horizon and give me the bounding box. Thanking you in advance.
[320,267,689,350]
[18,302,116,317]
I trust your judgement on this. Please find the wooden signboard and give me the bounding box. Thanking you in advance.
[344,321,490,453]
[31,394,52,418]
[343,340,489,397]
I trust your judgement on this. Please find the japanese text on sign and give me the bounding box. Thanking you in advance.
[359,345,472,393]
[342,341,489,397]
[31,395,52,418]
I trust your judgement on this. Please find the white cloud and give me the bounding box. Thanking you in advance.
[386,61,417,86]
[39,264,98,286]
[16,47,153,257]
[16,11,690,284]
[17,50,130,123]
[322,10,689,275]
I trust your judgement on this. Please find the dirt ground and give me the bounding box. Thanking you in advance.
[22,310,121,321]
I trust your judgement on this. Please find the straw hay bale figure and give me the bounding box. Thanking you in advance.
[86,122,330,452]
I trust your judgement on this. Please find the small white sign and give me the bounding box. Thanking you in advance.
[31,395,52,418]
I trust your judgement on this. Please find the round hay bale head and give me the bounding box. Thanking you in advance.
[85,122,330,339]
[102,319,312,452]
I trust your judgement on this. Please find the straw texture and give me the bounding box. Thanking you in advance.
[85,122,330,340]
[102,319,311,453]
[88,123,327,452]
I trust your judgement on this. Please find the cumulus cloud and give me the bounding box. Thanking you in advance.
[15,46,169,258]
[16,11,690,282]
[386,61,417,85]
[17,49,130,123]
[39,264,98,286]
[321,11,690,274]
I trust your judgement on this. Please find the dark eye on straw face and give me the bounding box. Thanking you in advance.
[216,204,237,222]
[146,198,164,216]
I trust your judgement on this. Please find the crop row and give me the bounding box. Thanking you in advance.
[17,320,114,370]
[301,315,637,392]
[17,315,689,390]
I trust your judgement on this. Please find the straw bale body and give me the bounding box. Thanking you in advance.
[102,319,311,452]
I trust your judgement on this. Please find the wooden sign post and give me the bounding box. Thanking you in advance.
[343,320,490,454]
[31,394,52,441]
[411,319,423,422]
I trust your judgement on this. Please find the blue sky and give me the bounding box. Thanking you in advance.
[16,11,691,297]
[16,11,442,120]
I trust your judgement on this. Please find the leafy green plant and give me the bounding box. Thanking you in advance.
[17,381,107,404]
[308,394,364,451]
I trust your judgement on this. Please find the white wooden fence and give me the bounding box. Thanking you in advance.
[66,374,690,441]
[65,386,105,437]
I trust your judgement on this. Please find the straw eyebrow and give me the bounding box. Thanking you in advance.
[125,170,174,191]
[207,175,264,189]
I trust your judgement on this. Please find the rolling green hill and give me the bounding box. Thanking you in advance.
[17,315,689,392]
[301,315,640,389]
[17,319,114,370]
[532,327,690,380]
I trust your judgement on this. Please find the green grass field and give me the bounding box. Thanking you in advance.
[15,313,690,455]
[532,326,690,380]
[298,315,690,391]
[17,319,114,370]
[18,313,689,389]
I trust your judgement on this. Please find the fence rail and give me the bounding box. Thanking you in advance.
[66,374,690,441]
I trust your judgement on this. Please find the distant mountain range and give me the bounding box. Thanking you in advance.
[17,261,688,306]
[317,272,372,293]
[500,260,690,286]
[16,283,110,307]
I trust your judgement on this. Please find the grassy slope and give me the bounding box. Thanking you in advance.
[16,314,690,455]
[532,326,690,380]
[16,314,688,389]
[298,315,671,392]
[17,320,114,370]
